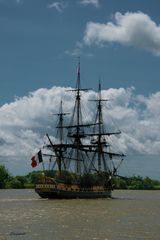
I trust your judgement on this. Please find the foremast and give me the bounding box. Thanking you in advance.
[46,100,69,174]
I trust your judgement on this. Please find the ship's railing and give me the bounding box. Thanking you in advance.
[36,182,109,192]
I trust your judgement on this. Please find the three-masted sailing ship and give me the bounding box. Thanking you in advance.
[32,61,125,198]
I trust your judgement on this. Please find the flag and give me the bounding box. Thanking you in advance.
[31,150,43,168]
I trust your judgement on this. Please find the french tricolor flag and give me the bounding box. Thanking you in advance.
[31,150,43,168]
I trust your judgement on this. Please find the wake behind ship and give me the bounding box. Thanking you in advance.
[31,61,125,199]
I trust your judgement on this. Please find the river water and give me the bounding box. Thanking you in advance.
[0,189,159,240]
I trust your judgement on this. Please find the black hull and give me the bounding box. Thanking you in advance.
[35,184,112,199]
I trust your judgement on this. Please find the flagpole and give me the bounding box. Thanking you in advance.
[40,149,45,171]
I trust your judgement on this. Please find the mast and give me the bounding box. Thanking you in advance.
[91,80,109,172]
[67,59,92,175]
[68,60,84,174]
[56,100,65,173]
[76,60,81,174]
[97,81,104,171]
[46,100,69,174]
[89,81,125,176]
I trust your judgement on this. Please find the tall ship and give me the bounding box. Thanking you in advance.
[31,61,125,199]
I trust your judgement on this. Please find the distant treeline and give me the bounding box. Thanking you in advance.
[112,175,160,190]
[0,165,160,190]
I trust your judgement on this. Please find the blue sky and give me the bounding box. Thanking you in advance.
[0,0,160,178]
[0,0,160,104]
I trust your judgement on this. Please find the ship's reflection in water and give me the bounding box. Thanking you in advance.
[0,189,159,240]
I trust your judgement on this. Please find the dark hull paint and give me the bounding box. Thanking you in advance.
[35,187,112,199]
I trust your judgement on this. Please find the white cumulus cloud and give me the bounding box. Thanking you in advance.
[83,11,160,55]
[0,86,160,174]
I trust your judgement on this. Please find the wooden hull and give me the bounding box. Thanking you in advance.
[35,183,112,199]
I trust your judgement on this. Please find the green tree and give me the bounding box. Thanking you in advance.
[116,178,127,189]
[6,177,22,189]
[129,176,143,189]
[143,177,154,190]
[26,171,41,184]
[0,165,10,188]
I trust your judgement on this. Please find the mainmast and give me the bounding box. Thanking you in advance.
[75,61,81,174]
[68,61,91,175]
[67,60,85,175]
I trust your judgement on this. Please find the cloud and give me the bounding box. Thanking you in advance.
[83,11,160,55]
[79,0,99,8]
[65,42,94,57]
[1,85,160,174]
[47,1,66,13]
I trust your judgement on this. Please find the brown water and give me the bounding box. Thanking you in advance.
[0,189,159,240]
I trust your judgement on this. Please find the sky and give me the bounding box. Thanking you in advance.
[0,0,160,179]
